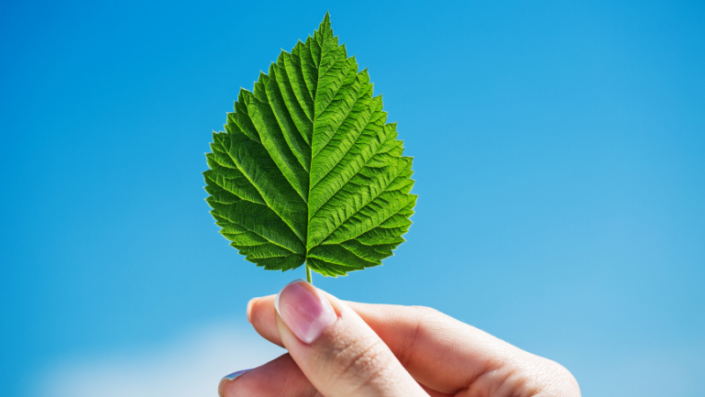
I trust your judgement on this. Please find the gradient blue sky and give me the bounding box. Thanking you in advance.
[1,1,704,396]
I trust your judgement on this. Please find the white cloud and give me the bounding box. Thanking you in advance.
[34,322,705,397]
[35,322,285,397]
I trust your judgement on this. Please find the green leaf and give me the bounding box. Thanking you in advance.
[204,13,417,277]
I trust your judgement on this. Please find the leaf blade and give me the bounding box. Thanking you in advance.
[205,13,417,275]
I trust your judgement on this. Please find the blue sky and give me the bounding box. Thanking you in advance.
[1,1,704,396]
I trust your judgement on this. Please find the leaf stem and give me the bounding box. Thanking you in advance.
[306,263,312,284]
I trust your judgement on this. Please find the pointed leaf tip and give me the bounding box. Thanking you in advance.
[319,12,332,33]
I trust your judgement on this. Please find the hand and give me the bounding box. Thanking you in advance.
[219,280,581,397]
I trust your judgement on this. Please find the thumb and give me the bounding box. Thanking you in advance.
[274,280,427,397]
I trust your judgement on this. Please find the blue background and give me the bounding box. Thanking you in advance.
[1,1,704,396]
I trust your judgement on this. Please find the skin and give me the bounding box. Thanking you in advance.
[219,286,581,397]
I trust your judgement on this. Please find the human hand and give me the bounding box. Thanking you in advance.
[219,280,581,397]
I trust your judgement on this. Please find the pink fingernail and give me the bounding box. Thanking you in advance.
[274,280,337,344]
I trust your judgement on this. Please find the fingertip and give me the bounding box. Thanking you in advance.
[275,280,336,344]
[218,379,227,397]
[218,370,250,397]
[219,354,315,397]
[247,295,282,346]
[246,298,259,323]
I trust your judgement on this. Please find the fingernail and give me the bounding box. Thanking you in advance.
[222,369,250,381]
[274,279,337,344]
[218,369,250,396]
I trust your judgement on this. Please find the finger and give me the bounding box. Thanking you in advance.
[218,353,318,397]
[274,280,428,397]
[353,303,581,397]
[249,294,526,394]
[247,295,279,344]
[217,352,452,397]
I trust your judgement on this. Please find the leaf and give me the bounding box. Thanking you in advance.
[204,13,417,277]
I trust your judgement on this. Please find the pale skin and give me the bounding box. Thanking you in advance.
[219,282,581,397]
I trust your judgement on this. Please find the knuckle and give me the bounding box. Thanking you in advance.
[547,361,581,395]
[395,305,445,367]
[329,335,393,388]
[410,305,442,318]
[531,358,581,397]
